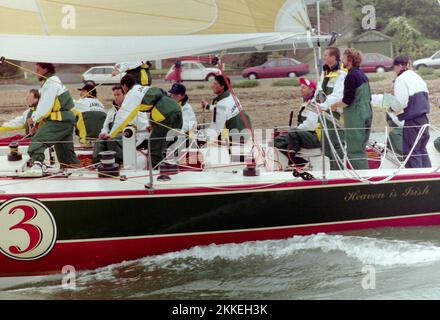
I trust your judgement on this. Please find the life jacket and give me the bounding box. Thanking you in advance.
[74,97,107,139]
[322,63,348,96]
[140,87,181,123]
[213,90,252,132]
[297,92,315,126]
[24,107,35,135]
[40,74,75,123]
[317,63,347,140]
[127,63,152,86]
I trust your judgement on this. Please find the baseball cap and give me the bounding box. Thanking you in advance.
[169,83,186,95]
[299,78,317,91]
[393,56,410,66]
[78,81,97,97]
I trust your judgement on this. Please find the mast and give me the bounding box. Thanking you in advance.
[314,0,327,181]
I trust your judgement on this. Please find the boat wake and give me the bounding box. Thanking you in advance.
[120,232,440,268]
[5,229,440,299]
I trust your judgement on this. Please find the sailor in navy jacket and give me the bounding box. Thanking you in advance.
[391,56,431,168]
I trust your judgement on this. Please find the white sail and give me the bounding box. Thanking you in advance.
[0,0,333,63]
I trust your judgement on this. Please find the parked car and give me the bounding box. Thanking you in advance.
[165,61,219,82]
[241,58,309,80]
[360,53,394,73]
[82,66,125,84]
[413,50,440,70]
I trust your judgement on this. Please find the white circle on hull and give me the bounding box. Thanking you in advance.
[0,198,57,261]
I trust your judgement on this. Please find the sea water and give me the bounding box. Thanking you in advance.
[3,227,440,300]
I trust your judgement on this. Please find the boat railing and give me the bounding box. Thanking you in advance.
[0,121,440,185]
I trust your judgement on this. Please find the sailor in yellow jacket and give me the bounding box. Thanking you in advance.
[27,63,80,175]
[0,89,40,136]
[316,47,347,170]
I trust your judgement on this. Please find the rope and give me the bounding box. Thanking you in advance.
[0,162,98,188]
[1,58,110,99]
[216,61,269,170]
[316,94,433,185]
[3,55,437,185]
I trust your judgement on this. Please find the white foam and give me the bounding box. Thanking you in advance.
[136,233,440,268]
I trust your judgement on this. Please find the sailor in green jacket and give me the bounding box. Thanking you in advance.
[112,61,152,86]
[74,81,107,140]
[109,74,182,168]
[201,75,252,143]
[330,49,373,170]
[27,63,80,175]
[0,89,40,136]
[316,47,348,170]
[93,85,149,164]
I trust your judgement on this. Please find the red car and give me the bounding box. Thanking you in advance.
[360,53,394,73]
[242,58,309,80]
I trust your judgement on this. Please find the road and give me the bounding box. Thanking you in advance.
[0,74,245,91]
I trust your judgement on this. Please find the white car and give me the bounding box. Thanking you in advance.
[165,61,219,82]
[82,66,126,84]
[413,50,440,70]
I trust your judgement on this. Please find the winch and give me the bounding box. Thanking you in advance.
[7,141,22,162]
[97,151,120,178]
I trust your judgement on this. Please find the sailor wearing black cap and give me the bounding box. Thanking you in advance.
[73,81,107,141]
[168,83,197,134]
[391,56,431,168]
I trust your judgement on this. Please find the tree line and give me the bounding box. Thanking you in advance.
[343,0,440,58]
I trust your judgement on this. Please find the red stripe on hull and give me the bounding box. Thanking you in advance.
[2,212,440,278]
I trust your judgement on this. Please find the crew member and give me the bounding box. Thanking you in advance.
[274,78,321,164]
[73,81,107,141]
[168,83,197,134]
[27,62,80,174]
[391,56,431,168]
[0,89,40,137]
[201,75,252,143]
[109,74,182,168]
[93,85,149,164]
[330,48,373,170]
[112,61,152,86]
[317,47,347,170]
